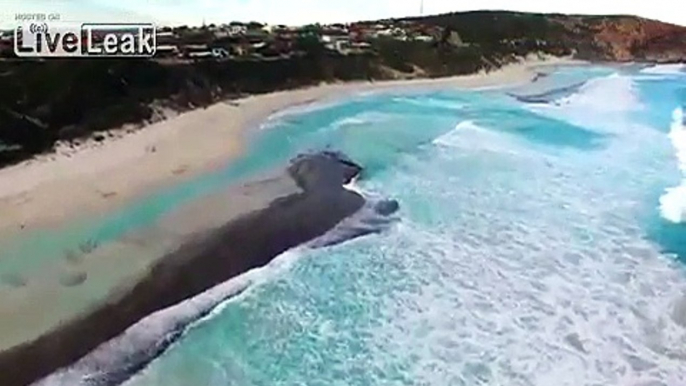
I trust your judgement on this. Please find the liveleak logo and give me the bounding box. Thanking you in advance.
[14,22,156,57]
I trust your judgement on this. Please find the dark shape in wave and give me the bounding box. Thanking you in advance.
[508,81,587,104]
[531,72,549,83]
[308,198,400,248]
[0,151,395,386]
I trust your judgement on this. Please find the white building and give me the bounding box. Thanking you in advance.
[229,25,247,35]
[0,31,13,41]
[322,35,351,53]
[413,35,434,42]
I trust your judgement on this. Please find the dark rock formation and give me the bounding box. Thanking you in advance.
[288,150,363,190]
[0,151,367,386]
[374,199,400,216]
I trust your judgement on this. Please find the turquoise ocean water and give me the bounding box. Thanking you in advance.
[42,64,686,385]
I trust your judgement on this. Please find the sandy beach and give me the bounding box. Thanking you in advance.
[0,55,577,236]
[0,55,581,386]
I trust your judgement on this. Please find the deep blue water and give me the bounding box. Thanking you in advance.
[40,64,686,385]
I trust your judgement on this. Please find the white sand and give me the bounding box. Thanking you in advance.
[0,55,582,351]
[0,55,578,236]
[0,171,302,351]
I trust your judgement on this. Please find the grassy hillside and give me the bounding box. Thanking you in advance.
[0,54,382,164]
[406,11,686,61]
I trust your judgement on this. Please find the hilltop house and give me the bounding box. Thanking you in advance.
[350,41,372,51]
[321,26,351,52]
[412,34,434,42]
[0,31,13,53]
[183,43,211,58]
[255,38,293,58]
[322,34,350,53]
[184,45,229,59]
[156,30,177,44]
[228,22,247,36]
[377,27,407,40]
[349,23,378,40]
[212,28,230,39]
[325,23,349,34]
[155,44,179,58]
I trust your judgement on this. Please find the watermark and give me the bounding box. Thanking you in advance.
[14,22,156,58]
[15,12,62,23]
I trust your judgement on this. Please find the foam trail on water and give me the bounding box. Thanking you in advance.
[553,73,641,113]
[259,98,345,130]
[433,120,525,155]
[343,175,367,196]
[660,107,686,223]
[523,73,642,136]
[432,120,482,148]
[315,180,399,248]
[324,111,391,133]
[33,250,305,386]
[641,64,686,75]
[393,96,465,111]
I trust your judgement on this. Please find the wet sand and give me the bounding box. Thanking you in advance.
[0,55,581,385]
[0,152,367,386]
[0,54,577,236]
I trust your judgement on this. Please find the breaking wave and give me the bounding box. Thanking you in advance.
[433,120,527,156]
[508,81,587,104]
[550,73,641,113]
[310,183,399,249]
[523,73,643,136]
[34,268,259,386]
[392,96,465,111]
[35,182,394,386]
[641,64,686,75]
[659,107,686,224]
[34,65,686,386]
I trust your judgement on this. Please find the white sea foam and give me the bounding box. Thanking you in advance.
[432,120,480,147]
[306,199,399,249]
[34,249,306,386]
[659,107,686,223]
[105,68,686,386]
[258,98,345,130]
[393,96,465,111]
[433,120,494,148]
[553,73,641,112]
[433,120,525,155]
[525,73,642,134]
[641,64,686,75]
[356,112,686,386]
[325,111,391,132]
[342,175,366,196]
[632,75,672,81]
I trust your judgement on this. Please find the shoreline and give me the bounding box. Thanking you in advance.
[0,55,580,385]
[0,151,379,386]
[0,54,579,236]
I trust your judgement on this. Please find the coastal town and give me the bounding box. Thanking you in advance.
[1,2,686,385]
[0,20,448,60]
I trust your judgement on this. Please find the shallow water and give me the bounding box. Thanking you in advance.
[44,65,686,385]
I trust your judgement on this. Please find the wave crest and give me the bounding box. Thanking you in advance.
[552,73,642,113]
[659,107,686,224]
[641,64,686,75]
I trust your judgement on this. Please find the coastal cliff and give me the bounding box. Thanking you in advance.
[406,11,686,62]
[0,11,684,166]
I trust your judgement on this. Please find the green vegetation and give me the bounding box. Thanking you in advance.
[0,54,382,165]
[0,11,683,167]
